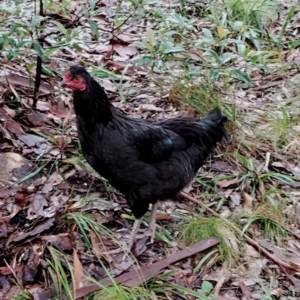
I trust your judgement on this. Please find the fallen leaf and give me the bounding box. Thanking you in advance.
[42,171,63,194]
[42,233,73,251]
[229,192,241,207]
[0,107,23,136]
[116,34,134,43]
[114,45,137,57]
[22,250,40,284]
[0,264,23,275]
[0,152,29,183]
[27,194,48,219]
[13,218,55,242]
[19,134,54,156]
[14,190,32,207]
[0,275,11,296]
[0,218,9,238]
[19,133,48,147]
[49,106,70,118]
[217,177,239,188]
[36,101,51,111]
[27,112,44,126]
[242,192,254,214]
[0,74,54,94]
[73,249,84,289]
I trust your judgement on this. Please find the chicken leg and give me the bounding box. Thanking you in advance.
[146,202,158,243]
[127,202,158,249]
[127,218,142,250]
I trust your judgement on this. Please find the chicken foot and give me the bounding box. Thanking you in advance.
[127,202,158,249]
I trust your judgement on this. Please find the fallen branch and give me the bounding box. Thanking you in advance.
[180,192,300,272]
[75,238,220,299]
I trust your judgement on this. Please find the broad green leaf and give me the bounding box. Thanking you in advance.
[202,28,213,39]
[232,69,251,86]
[51,21,67,35]
[201,281,213,294]
[43,47,59,59]
[221,52,236,64]
[133,56,155,65]
[32,41,44,59]
[90,20,99,40]
[204,49,221,65]
[209,68,219,82]
[72,43,82,51]
[31,16,46,28]
[7,49,15,61]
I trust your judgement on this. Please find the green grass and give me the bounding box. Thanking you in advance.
[242,203,290,242]
[180,216,243,265]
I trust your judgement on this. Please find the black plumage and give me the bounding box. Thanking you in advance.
[61,65,229,248]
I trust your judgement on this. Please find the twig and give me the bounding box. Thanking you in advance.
[32,0,44,108]
[238,281,253,300]
[180,192,300,272]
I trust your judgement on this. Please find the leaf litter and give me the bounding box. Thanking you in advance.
[0,0,300,299]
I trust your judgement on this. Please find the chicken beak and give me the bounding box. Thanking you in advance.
[59,80,67,88]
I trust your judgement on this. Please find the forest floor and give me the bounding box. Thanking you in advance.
[0,0,300,299]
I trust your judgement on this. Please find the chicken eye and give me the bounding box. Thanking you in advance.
[73,76,80,82]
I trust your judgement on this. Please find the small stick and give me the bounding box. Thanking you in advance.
[238,281,253,300]
[180,192,300,272]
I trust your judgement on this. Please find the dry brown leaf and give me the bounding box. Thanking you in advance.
[0,152,29,183]
[42,233,72,251]
[113,45,137,57]
[89,231,107,258]
[217,177,239,188]
[242,191,254,214]
[94,44,114,53]
[13,218,55,242]
[5,120,23,136]
[0,74,54,94]
[73,249,84,290]
[0,264,23,276]
[14,190,32,207]
[42,171,63,194]
[229,192,241,207]
[36,101,51,111]
[22,250,40,284]
[0,218,9,238]
[0,107,23,136]
[116,34,134,43]
[49,106,70,118]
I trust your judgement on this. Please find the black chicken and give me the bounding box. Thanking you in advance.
[61,65,229,249]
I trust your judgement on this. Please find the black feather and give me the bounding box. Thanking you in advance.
[67,65,229,219]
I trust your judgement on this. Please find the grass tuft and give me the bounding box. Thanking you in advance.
[211,0,279,29]
[242,203,290,242]
[93,286,155,300]
[180,216,243,265]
